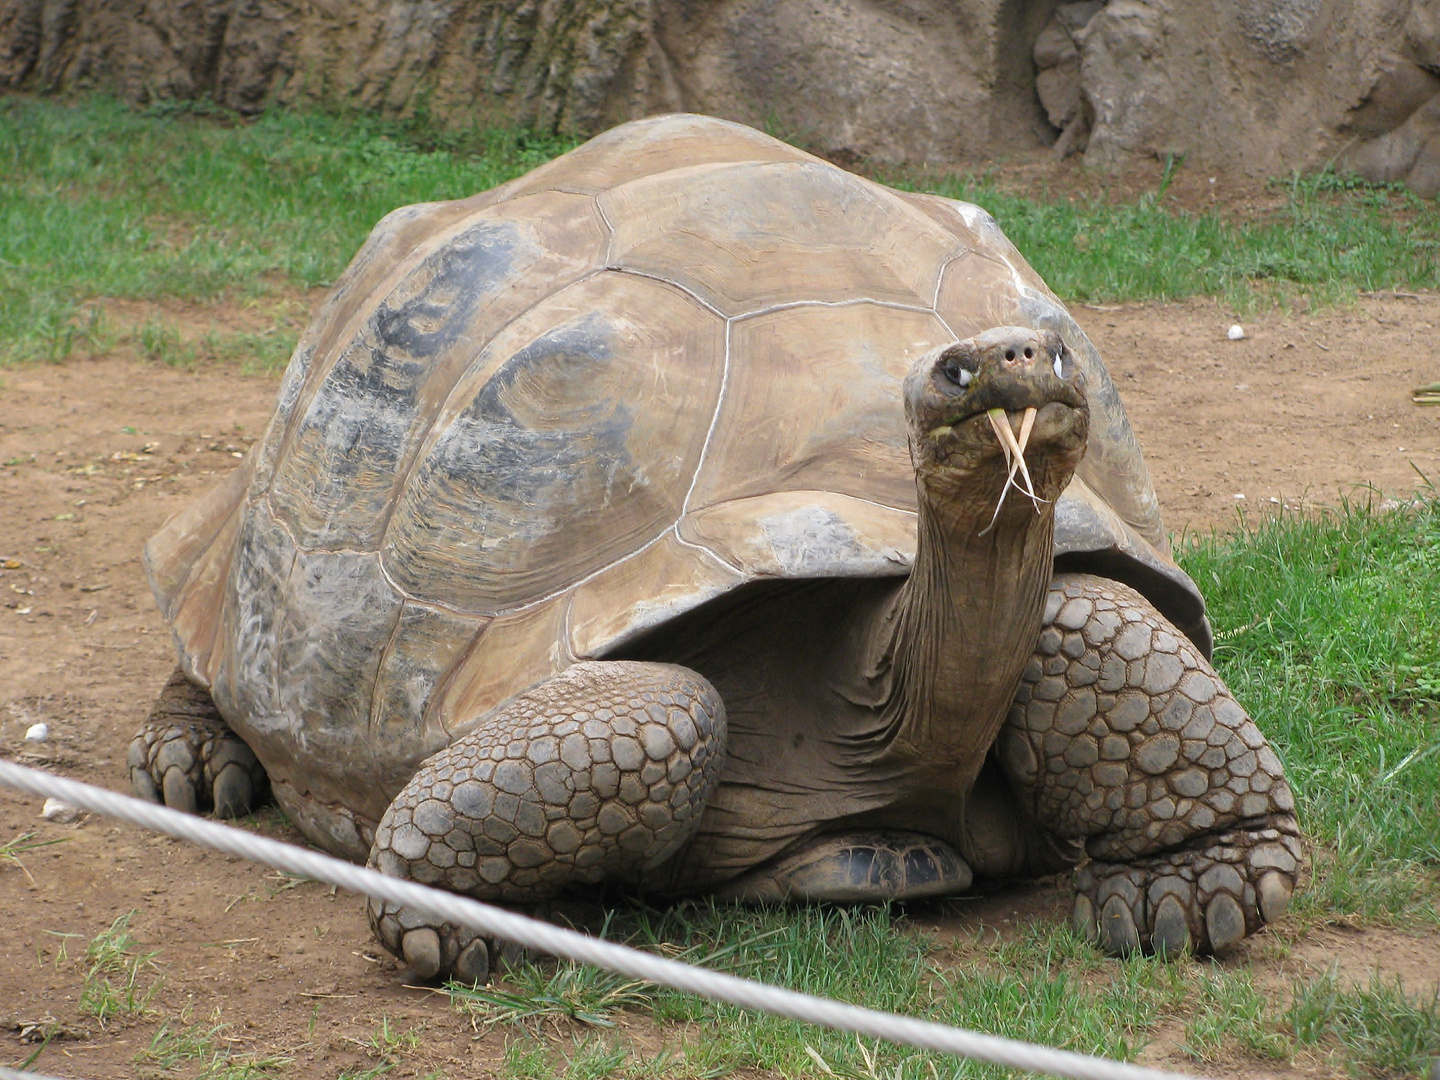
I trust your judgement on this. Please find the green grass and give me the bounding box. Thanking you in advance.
[77,910,162,1024]
[891,164,1440,309]
[0,95,578,366]
[4,95,1440,368]
[1177,496,1440,925]
[453,902,1440,1080]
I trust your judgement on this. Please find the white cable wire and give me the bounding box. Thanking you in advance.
[0,760,1205,1080]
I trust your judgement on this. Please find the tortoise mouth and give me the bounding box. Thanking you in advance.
[933,400,1066,434]
[930,400,1086,476]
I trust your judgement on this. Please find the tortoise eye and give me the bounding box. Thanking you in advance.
[942,360,973,387]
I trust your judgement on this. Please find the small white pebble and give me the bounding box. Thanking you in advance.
[24,722,49,742]
[1227,324,1246,340]
[1233,493,1247,500]
[42,798,80,824]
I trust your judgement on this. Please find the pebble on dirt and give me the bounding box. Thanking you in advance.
[41,797,80,823]
[1227,324,1246,340]
[24,722,48,742]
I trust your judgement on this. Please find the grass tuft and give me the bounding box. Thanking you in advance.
[1177,494,1440,925]
[450,962,655,1031]
[1288,968,1440,1077]
[78,910,161,1024]
[138,1018,291,1078]
[886,166,1440,310]
[0,830,70,885]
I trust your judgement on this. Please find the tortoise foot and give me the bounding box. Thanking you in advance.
[367,898,540,984]
[1072,815,1303,957]
[366,660,726,981]
[128,667,268,818]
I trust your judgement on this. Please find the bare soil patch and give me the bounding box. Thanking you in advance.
[1084,293,1440,533]
[1,295,1437,1078]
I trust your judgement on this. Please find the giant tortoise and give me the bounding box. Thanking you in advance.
[133,114,1303,982]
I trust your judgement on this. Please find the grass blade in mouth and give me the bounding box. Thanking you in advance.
[981,407,1047,537]
[1013,406,1040,507]
[981,407,1046,533]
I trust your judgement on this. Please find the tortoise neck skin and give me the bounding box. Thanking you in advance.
[861,328,1089,784]
[882,447,1068,767]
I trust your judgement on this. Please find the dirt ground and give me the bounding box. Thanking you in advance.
[1,293,1438,1079]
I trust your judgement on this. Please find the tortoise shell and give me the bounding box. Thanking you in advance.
[146,114,1208,839]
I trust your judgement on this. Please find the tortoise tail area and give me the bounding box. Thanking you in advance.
[143,449,256,688]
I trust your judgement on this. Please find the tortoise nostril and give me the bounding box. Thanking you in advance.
[1024,347,1033,359]
[1004,349,1015,361]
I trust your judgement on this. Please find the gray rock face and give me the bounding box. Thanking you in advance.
[3,0,1438,190]
[1340,4,1440,199]
[0,0,1058,164]
[1053,0,1435,179]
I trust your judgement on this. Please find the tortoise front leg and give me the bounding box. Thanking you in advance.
[996,573,1304,956]
[366,660,726,982]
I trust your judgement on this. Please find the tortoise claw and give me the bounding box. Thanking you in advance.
[1072,817,1302,957]
[368,895,531,984]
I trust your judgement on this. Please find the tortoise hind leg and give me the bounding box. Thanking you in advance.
[366,660,726,983]
[128,667,269,818]
[996,573,1304,956]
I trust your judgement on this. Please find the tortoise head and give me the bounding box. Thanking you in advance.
[903,326,1090,528]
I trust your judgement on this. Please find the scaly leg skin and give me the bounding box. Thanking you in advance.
[366,660,726,983]
[128,667,268,818]
[997,573,1304,956]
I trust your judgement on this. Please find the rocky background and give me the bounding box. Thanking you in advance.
[2,0,1438,195]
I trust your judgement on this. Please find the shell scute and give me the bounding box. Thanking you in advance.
[371,601,485,778]
[441,598,572,740]
[498,113,817,200]
[690,302,949,515]
[254,199,496,492]
[267,193,609,550]
[381,272,726,615]
[166,499,243,687]
[274,544,404,814]
[680,492,916,581]
[600,161,962,315]
[566,529,744,661]
[210,500,296,752]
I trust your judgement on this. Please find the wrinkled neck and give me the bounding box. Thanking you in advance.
[872,480,1056,774]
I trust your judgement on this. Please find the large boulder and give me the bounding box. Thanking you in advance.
[1,0,1438,192]
[1338,3,1440,197]
[1033,0,1440,186]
